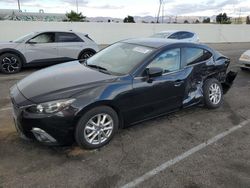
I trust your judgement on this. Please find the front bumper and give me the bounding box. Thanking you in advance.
[239,59,250,69]
[10,86,76,145]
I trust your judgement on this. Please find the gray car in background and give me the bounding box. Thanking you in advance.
[151,30,199,43]
[239,50,250,70]
[0,31,99,74]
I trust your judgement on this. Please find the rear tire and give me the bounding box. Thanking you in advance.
[75,106,119,149]
[0,53,22,74]
[241,67,249,71]
[203,79,223,109]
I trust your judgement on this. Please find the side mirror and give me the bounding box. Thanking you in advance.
[146,67,163,78]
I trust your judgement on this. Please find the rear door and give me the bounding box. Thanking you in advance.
[24,32,58,63]
[56,32,84,60]
[181,47,214,107]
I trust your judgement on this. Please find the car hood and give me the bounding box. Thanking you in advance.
[17,61,117,103]
[0,42,20,49]
[242,50,250,56]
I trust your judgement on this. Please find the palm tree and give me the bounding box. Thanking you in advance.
[66,10,86,22]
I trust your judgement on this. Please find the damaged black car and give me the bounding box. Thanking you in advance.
[10,38,237,149]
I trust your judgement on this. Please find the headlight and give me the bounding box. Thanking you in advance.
[240,54,250,60]
[27,99,75,114]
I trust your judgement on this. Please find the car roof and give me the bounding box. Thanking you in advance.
[156,30,195,34]
[122,38,213,51]
[122,38,180,48]
[34,31,87,35]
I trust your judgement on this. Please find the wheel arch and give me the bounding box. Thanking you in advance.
[74,100,124,129]
[0,48,27,65]
[78,48,97,59]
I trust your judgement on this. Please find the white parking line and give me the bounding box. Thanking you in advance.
[0,107,11,112]
[121,119,250,188]
[0,74,28,80]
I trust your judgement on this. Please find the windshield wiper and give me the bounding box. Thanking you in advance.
[87,64,107,71]
[85,64,111,75]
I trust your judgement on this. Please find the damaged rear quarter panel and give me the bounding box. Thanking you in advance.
[182,56,236,108]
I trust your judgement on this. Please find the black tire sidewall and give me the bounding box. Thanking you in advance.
[75,106,119,149]
[0,53,22,74]
[203,78,223,109]
[80,50,95,60]
[241,67,249,71]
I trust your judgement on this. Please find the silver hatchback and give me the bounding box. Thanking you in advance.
[0,31,99,74]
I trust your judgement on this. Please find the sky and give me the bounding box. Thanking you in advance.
[1,0,250,18]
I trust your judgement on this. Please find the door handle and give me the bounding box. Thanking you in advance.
[174,80,184,87]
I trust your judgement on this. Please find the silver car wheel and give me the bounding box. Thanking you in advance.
[84,113,114,145]
[209,83,221,105]
[2,56,19,73]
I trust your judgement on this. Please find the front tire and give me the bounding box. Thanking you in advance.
[241,67,249,71]
[75,106,119,149]
[0,53,22,74]
[203,79,223,109]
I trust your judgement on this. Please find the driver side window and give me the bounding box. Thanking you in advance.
[29,33,55,44]
[147,48,181,73]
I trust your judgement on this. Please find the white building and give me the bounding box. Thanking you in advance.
[0,9,67,22]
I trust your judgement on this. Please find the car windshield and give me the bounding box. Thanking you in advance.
[85,42,155,75]
[13,33,35,43]
[151,32,172,38]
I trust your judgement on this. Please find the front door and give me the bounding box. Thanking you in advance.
[129,48,187,123]
[24,32,58,63]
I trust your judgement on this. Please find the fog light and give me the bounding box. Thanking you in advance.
[31,128,57,143]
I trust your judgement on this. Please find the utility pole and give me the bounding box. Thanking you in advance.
[238,8,241,24]
[76,0,79,13]
[17,0,21,12]
[162,1,164,23]
[156,0,163,23]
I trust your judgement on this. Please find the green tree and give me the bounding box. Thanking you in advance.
[184,20,189,24]
[195,19,200,23]
[246,16,250,24]
[66,10,86,22]
[216,13,231,24]
[203,17,210,23]
[123,15,135,23]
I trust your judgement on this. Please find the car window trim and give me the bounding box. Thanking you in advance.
[134,67,185,80]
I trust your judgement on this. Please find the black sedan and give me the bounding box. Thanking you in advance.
[10,38,237,149]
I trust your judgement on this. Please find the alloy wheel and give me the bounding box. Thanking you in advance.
[84,113,114,145]
[209,83,222,105]
[81,52,94,60]
[2,56,20,73]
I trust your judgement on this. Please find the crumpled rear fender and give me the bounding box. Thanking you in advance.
[221,71,238,94]
[182,70,237,108]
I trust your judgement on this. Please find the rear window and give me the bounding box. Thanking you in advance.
[182,47,212,66]
[57,32,83,42]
